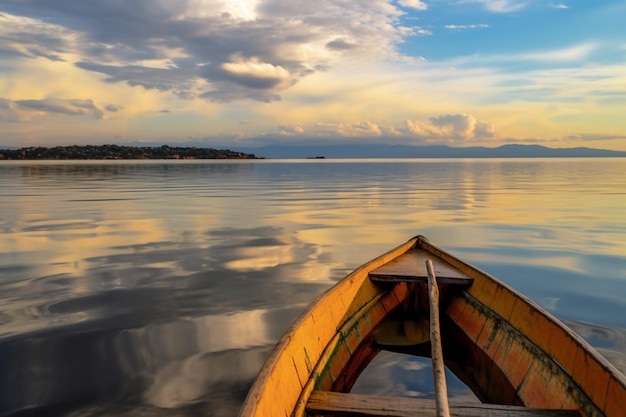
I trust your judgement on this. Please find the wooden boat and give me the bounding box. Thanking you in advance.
[239,236,625,417]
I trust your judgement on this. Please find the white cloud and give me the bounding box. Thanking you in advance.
[0,13,75,62]
[189,0,260,20]
[279,124,305,135]
[0,1,414,103]
[474,120,496,138]
[404,119,439,137]
[445,24,490,30]
[551,3,569,9]
[512,42,597,62]
[398,0,428,11]
[405,114,495,141]
[2,1,624,151]
[457,0,529,13]
[430,114,477,139]
[314,121,382,137]
[292,114,496,143]
[454,42,599,65]
[220,57,293,90]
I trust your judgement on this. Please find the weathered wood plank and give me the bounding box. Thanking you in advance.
[426,259,450,417]
[306,391,582,417]
[240,237,419,417]
[369,249,473,286]
[241,236,626,417]
[415,236,626,417]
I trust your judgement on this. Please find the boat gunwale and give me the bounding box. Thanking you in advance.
[238,236,419,417]
[415,237,626,414]
[239,235,626,417]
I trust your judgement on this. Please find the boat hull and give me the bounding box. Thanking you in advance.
[239,236,626,417]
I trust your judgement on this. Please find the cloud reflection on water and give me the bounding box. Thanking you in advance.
[0,159,625,416]
[0,225,332,416]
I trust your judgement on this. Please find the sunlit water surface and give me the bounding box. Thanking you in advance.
[0,159,625,416]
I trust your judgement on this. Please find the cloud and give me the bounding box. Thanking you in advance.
[15,98,104,119]
[105,104,123,112]
[287,114,496,143]
[517,43,597,62]
[562,133,626,142]
[473,120,496,138]
[405,114,495,142]
[0,98,23,122]
[398,1,429,11]
[430,114,494,140]
[0,1,415,103]
[74,62,201,98]
[445,24,490,30]
[587,89,626,104]
[314,121,383,137]
[219,57,293,90]
[551,4,569,9]
[461,42,599,66]
[1,97,117,120]
[0,12,72,62]
[3,1,623,151]
[278,124,305,136]
[326,39,358,52]
[457,0,529,13]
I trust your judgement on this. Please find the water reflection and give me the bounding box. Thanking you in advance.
[565,321,626,374]
[352,351,480,402]
[0,159,625,416]
[0,226,332,416]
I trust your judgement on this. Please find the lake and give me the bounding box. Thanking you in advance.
[0,158,625,416]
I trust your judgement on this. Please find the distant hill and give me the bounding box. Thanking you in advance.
[234,143,626,159]
[2,143,625,160]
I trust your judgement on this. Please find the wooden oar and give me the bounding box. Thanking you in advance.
[426,259,451,417]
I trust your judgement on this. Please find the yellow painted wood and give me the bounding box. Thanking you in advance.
[294,284,411,415]
[415,237,626,416]
[604,377,626,417]
[240,236,626,417]
[239,237,417,417]
[369,248,473,286]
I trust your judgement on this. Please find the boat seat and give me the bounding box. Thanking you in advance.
[306,391,582,417]
[369,248,473,286]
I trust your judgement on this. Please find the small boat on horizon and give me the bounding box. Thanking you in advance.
[239,236,625,417]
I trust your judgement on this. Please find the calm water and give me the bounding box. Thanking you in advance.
[0,159,625,416]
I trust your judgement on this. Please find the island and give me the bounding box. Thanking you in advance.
[0,145,260,160]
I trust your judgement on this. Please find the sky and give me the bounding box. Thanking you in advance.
[1,0,626,151]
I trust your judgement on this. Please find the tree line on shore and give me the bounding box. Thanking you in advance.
[0,144,260,160]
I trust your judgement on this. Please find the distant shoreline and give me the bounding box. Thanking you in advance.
[0,145,260,160]
[2,143,626,160]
